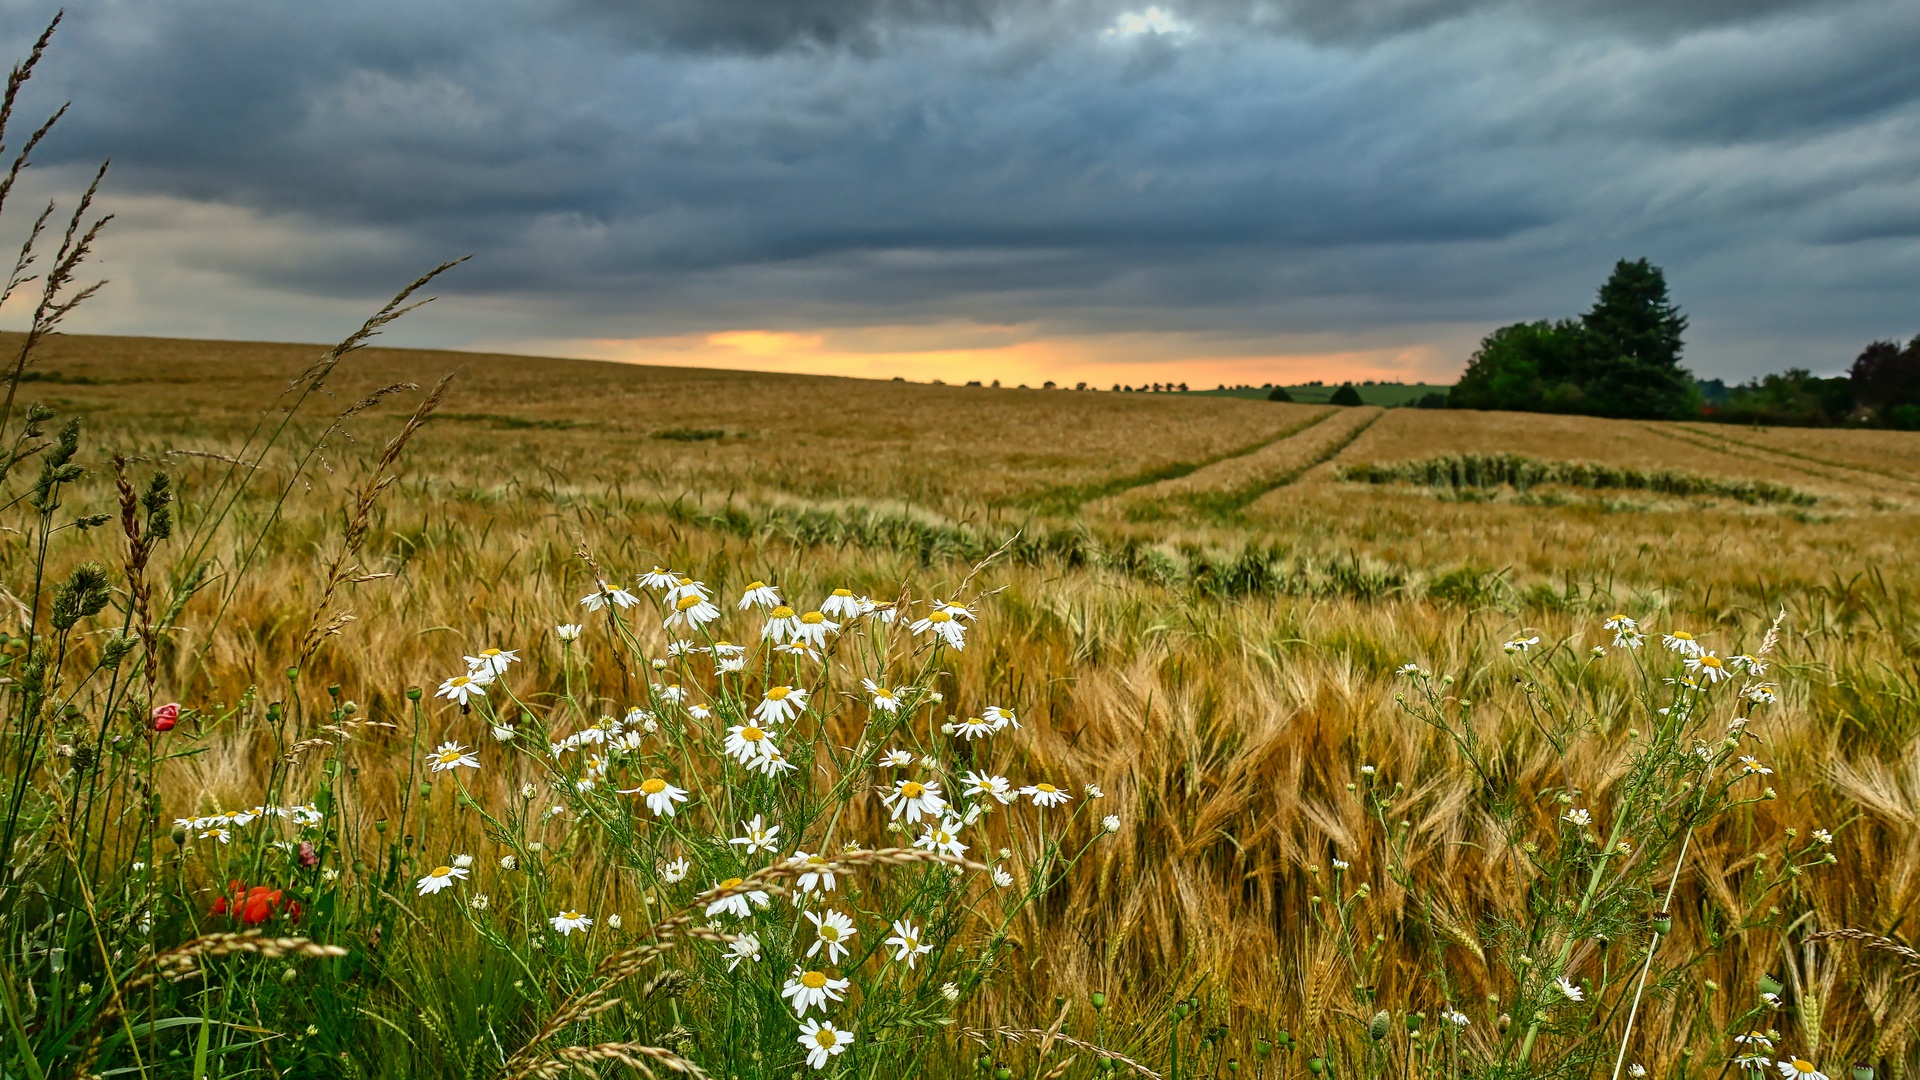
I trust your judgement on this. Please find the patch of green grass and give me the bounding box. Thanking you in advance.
[1339,453,1817,506]
[433,412,589,431]
[652,427,731,442]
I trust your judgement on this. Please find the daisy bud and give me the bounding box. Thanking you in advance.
[607,914,622,928]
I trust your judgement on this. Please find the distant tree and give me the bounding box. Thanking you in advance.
[1577,258,1694,419]
[1415,391,1448,409]
[1451,259,1694,418]
[1330,383,1363,406]
[1076,381,1088,391]
[1851,336,1920,417]
[1177,382,1189,392]
[1710,369,1852,427]
[1043,380,1057,389]
[1267,386,1293,402]
[1449,319,1586,412]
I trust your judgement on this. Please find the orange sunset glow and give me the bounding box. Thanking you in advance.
[497,323,1471,388]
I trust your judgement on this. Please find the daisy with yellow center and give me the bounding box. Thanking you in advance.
[753,686,810,725]
[724,723,778,765]
[798,1019,855,1070]
[820,588,862,618]
[884,778,947,823]
[705,877,772,918]
[416,863,469,895]
[616,776,688,817]
[427,741,480,773]
[781,967,850,1017]
[1020,781,1073,808]
[762,605,803,643]
[738,580,782,610]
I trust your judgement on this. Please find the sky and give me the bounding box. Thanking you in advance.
[1,0,1918,387]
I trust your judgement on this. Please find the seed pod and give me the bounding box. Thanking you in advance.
[1370,1010,1391,1041]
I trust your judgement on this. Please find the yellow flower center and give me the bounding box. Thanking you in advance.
[746,580,766,590]
[435,750,459,763]
[799,971,831,990]
[1609,614,1626,622]
[1036,783,1058,794]
[1791,1062,1815,1075]
[770,605,795,619]
[719,877,743,888]
[431,866,452,877]
[1673,631,1694,640]
[766,686,791,700]
[676,594,703,611]
[1700,655,1723,668]
[936,831,952,843]
[677,577,693,586]
[741,726,764,742]
[814,1028,838,1048]
[928,611,951,623]
[640,778,667,795]
[820,924,840,940]
[802,611,825,624]
[451,676,471,686]
[833,588,854,597]
[807,855,828,866]
[481,648,501,657]
[561,911,581,920]
[900,782,926,798]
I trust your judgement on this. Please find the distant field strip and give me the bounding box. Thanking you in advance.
[1338,453,1818,505]
[1115,406,1384,515]
[1024,406,1334,514]
[1675,424,1920,491]
[1638,424,1877,495]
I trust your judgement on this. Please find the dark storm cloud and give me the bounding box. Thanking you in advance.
[4,0,1920,375]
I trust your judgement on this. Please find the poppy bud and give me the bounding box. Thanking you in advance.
[299,841,319,868]
[151,702,179,732]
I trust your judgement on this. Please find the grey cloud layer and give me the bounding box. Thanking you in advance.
[5,0,1919,374]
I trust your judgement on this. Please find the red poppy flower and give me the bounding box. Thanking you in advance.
[210,880,295,925]
[151,702,180,732]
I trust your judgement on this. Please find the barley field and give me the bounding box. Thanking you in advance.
[8,324,1920,1080]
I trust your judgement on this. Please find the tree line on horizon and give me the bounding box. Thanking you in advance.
[1443,258,1920,429]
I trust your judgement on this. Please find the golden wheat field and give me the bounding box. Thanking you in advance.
[12,327,1920,1077]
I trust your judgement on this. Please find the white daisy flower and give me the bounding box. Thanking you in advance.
[1739,756,1774,776]
[549,910,593,936]
[730,814,781,854]
[619,777,689,817]
[962,771,1015,804]
[661,857,690,882]
[1503,636,1540,654]
[1812,828,1832,845]
[1020,782,1073,808]
[609,730,645,754]
[941,982,960,1001]
[427,741,480,773]
[914,818,968,858]
[706,877,772,919]
[931,599,973,620]
[724,724,779,765]
[469,893,490,910]
[464,648,520,677]
[909,609,968,650]
[1604,614,1638,632]
[991,866,1014,887]
[416,864,469,895]
[662,576,711,605]
[805,908,858,962]
[1745,682,1781,704]
[652,682,688,705]
[1555,976,1584,1002]
[490,724,516,742]
[863,679,902,712]
[982,704,1020,730]
[579,581,640,611]
[1396,663,1422,676]
[748,749,799,777]
[860,596,898,623]
[798,1019,855,1069]
[665,592,722,631]
[453,853,474,869]
[1086,784,1105,799]
[754,686,810,725]
[880,748,915,768]
[554,623,583,642]
[774,641,823,663]
[1103,814,1122,833]
[1685,653,1730,683]
[435,673,491,706]
[637,566,680,590]
[1775,1060,1827,1080]
[820,589,863,618]
[1629,1066,1645,1078]
[1735,1032,1776,1050]
[1443,1010,1469,1027]
[712,640,748,673]
[790,852,838,896]
[738,580,783,610]
[793,611,839,648]
[500,854,519,870]
[782,968,850,1018]
[883,778,947,823]
[1728,653,1768,676]
[761,605,804,644]
[726,931,763,971]
[1663,630,1704,657]
[884,919,934,967]
[1563,808,1592,827]
[952,716,995,740]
